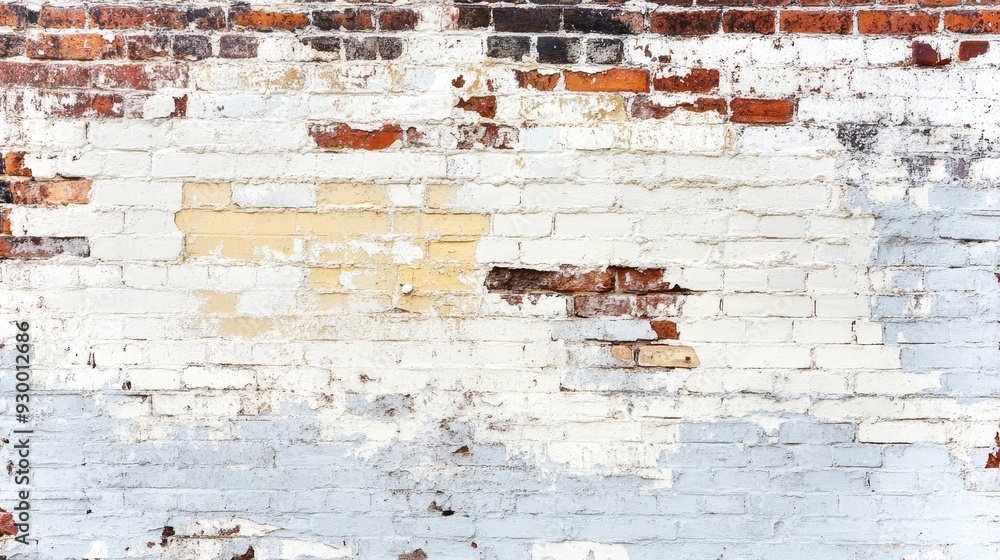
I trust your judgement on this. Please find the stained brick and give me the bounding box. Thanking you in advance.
[92,63,188,90]
[730,98,795,123]
[650,11,721,35]
[0,35,26,58]
[188,7,227,30]
[0,62,90,88]
[586,38,624,64]
[574,294,634,317]
[493,7,561,33]
[653,68,720,93]
[10,180,91,204]
[651,320,680,340]
[380,9,419,31]
[487,36,530,60]
[858,11,939,34]
[232,10,309,31]
[344,37,378,60]
[219,35,258,59]
[126,34,170,60]
[631,96,727,118]
[456,96,498,119]
[39,5,86,28]
[456,124,518,149]
[0,237,90,259]
[313,9,376,31]
[722,10,777,33]
[0,4,31,28]
[563,8,643,34]
[615,268,675,292]
[912,41,950,65]
[172,35,212,61]
[537,36,583,64]
[26,33,125,61]
[88,6,187,29]
[302,37,342,53]
[944,11,1000,33]
[4,152,31,177]
[779,11,852,33]
[310,123,405,150]
[958,40,989,60]
[515,68,559,90]
[457,7,490,29]
[486,267,616,293]
[565,68,650,93]
[44,92,124,118]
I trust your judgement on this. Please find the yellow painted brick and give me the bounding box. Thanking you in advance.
[198,291,238,314]
[396,294,434,313]
[186,234,295,260]
[297,212,391,236]
[176,210,298,236]
[317,183,389,206]
[427,185,458,209]
[307,241,394,266]
[317,293,350,310]
[307,267,342,292]
[428,241,478,262]
[399,265,476,292]
[218,317,274,338]
[394,213,490,238]
[339,266,398,291]
[183,183,231,208]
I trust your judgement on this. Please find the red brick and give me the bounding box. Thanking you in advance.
[958,40,989,60]
[26,33,125,60]
[39,5,86,28]
[945,11,1000,33]
[380,9,419,30]
[858,11,939,34]
[456,96,498,119]
[92,63,188,90]
[631,96,727,119]
[832,0,874,5]
[88,6,187,29]
[310,124,404,150]
[755,0,793,6]
[219,35,259,59]
[0,209,10,236]
[0,35,26,58]
[232,10,310,31]
[0,4,29,28]
[614,268,675,292]
[799,0,831,5]
[912,41,950,66]
[779,11,852,33]
[564,68,650,93]
[0,62,90,87]
[653,68,720,93]
[45,92,124,118]
[486,267,616,293]
[650,320,679,340]
[10,180,91,205]
[988,432,1000,468]
[722,10,777,33]
[650,10,721,35]
[514,69,559,91]
[126,34,170,60]
[730,98,795,124]
[312,9,376,31]
[171,94,188,118]
[919,0,960,6]
[635,294,683,318]
[574,294,635,317]
[0,237,90,259]
[4,152,31,177]
[456,124,518,149]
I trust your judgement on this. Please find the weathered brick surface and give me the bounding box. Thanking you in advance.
[1,0,999,558]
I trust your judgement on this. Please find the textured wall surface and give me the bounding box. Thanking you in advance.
[1,0,1000,558]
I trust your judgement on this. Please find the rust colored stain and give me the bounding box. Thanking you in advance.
[987,432,1000,468]
[515,69,559,91]
[0,511,18,536]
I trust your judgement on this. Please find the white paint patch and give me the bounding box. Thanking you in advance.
[532,542,631,560]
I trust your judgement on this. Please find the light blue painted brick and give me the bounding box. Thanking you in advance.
[662,444,750,468]
[779,420,855,444]
[832,445,884,467]
[678,421,763,444]
[881,445,955,468]
[902,346,1000,370]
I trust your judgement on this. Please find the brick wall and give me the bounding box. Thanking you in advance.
[1,0,999,558]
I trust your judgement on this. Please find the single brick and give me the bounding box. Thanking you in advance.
[833,0,876,5]
[722,10,777,33]
[0,181,11,203]
[4,152,31,176]
[0,62,90,87]
[635,294,683,317]
[46,91,124,118]
[564,68,650,93]
[515,68,559,90]
[457,7,490,29]
[344,37,378,60]
[0,209,10,235]
[650,11,721,35]
[0,4,30,27]
[126,34,170,60]
[188,7,227,30]
[456,96,498,119]
[637,345,700,368]
[920,0,960,5]
[312,9,376,31]
[574,294,635,317]
[0,237,90,259]
[487,36,530,60]
[26,33,125,60]
[92,63,188,90]
[310,123,404,150]
[39,5,86,28]
[486,267,615,293]
[378,37,403,60]
[653,68,720,93]
[493,7,561,33]
[651,320,680,339]
[0,35,26,58]
[10,180,91,205]
[615,267,675,292]
[779,11,852,33]
[456,124,518,149]
[858,11,939,34]
[301,36,341,53]
[380,9,419,31]
[586,38,624,64]
[631,96,727,118]
[958,40,989,60]
[730,98,795,123]
[563,8,643,34]
[912,41,950,66]
[172,35,212,60]
[537,36,582,64]
[171,94,187,118]
[88,6,187,29]
[219,35,258,59]
[232,10,309,31]
[944,11,1000,33]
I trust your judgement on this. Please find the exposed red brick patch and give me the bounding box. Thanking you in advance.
[0,237,90,259]
[398,550,427,560]
[486,267,616,293]
[616,268,675,292]
[171,95,188,118]
[44,92,124,118]
[651,320,680,340]
[219,35,259,59]
[380,9,419,31]
[126,34,170,60]
[456,96,497,119]
[0,209,10,235]
[654,68,720,93]
[39,6,87,28]
[574,294,683,318]
[631,96,727,119]
[26,33,125,61]
[456,124,518,149]
[4,152,31,177]
[452,75,466,88]
[0,62,90,88]
[564,68,649,93]
[232,546,255,560]
[723,10,777,33]
[92,63,189,90]
[730,98,795,124]
[233,10,309,31]
[0,511,17,536]
[0,4,30,28]
[515,69,559,91]
[912,41,950,66]
[310,123,404,150]
[987,432,1000,468]
[944,11,1000,33]
[88,6,187,29]
[9,180,91,205]
[650,10,721,35]
[958,40,989,60]
[780,11,852,33]
[859,11,939,34]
